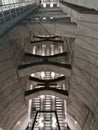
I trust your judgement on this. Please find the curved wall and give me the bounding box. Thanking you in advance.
[63,0,98,9]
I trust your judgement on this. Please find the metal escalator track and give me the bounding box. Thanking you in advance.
[20,4,74,130]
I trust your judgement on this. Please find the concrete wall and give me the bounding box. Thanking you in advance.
[0,25,30,130]
[63,0,98,9]
[60,2,98,130]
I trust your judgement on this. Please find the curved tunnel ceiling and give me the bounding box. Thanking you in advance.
[0,1,98,130]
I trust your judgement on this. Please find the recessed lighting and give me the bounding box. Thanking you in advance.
[50,17,53,19]
[31,73,35,77]
[51,95,55,98]
[43,17,46,20]
[40,95,45,98]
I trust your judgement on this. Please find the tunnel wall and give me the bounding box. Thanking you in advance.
[0,25,30,130]
[62,0,98,10]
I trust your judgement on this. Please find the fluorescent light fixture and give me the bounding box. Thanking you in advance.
[43,3,46,8]
[51,72,55,79]
[41,71,45,79]
[40,95,45,98]
[42,44,46,56]
[50,3,53,7]
[61,74,64,76]
[51,95,55,98]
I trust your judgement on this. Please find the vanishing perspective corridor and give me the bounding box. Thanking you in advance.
[0,0,98,130]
